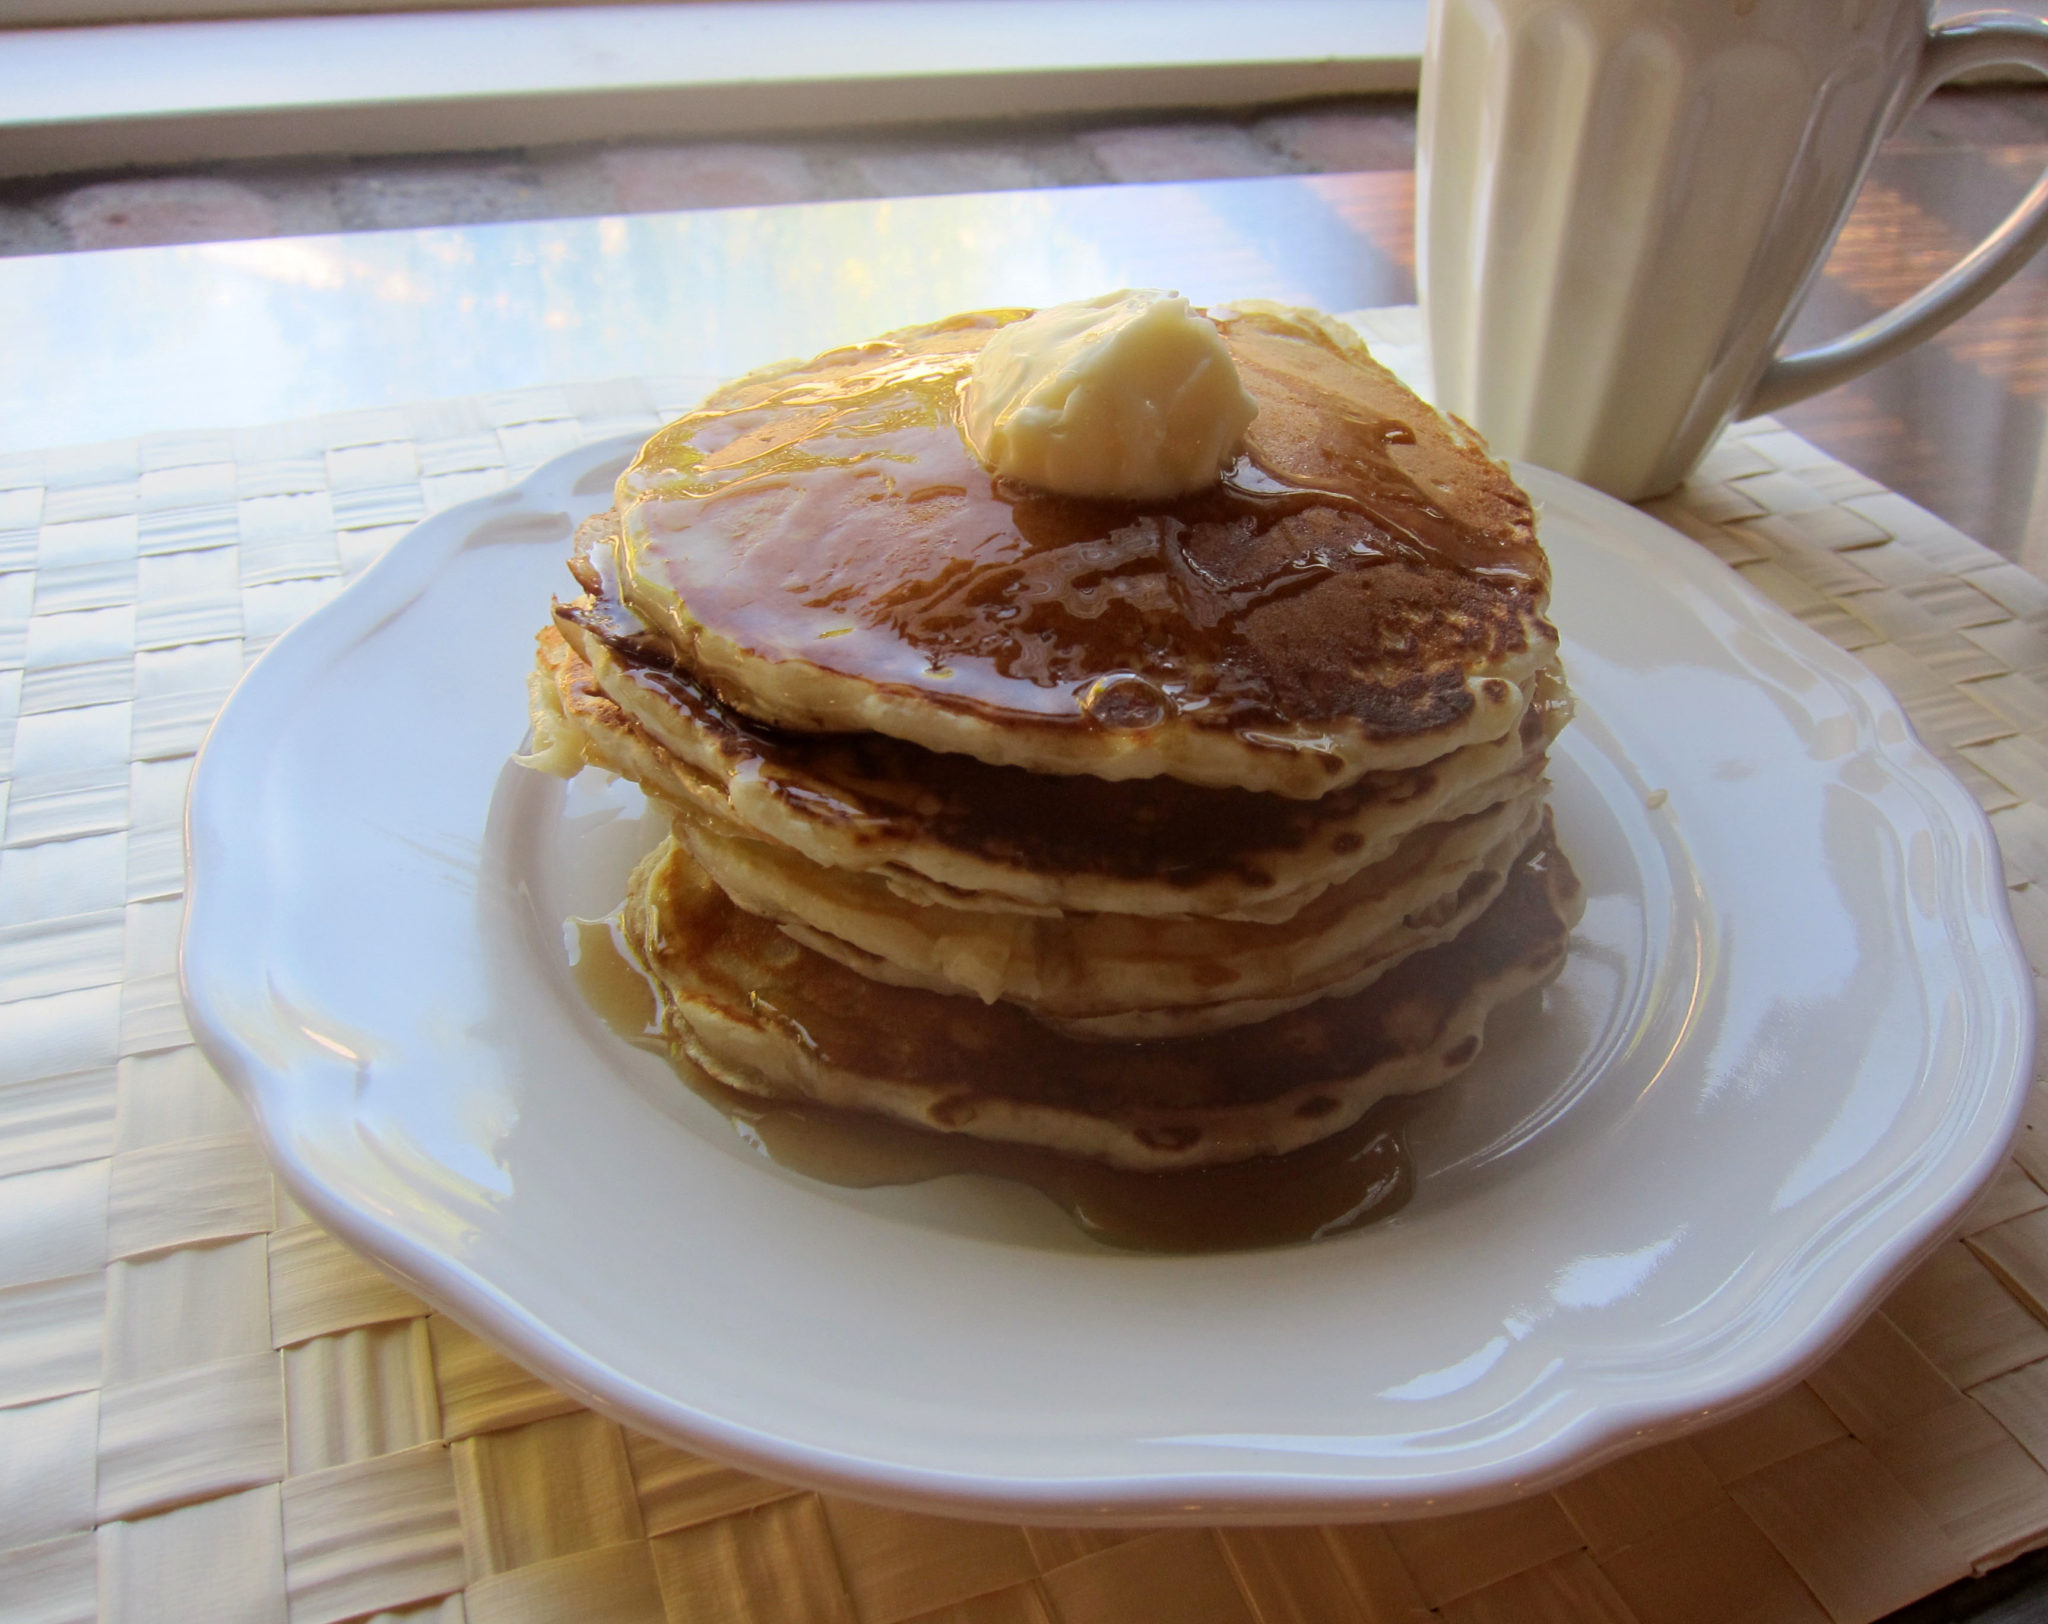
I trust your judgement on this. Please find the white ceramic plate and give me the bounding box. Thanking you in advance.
[182,437,2032,1522]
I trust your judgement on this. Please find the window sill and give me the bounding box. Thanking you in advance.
[0,0,1425,178]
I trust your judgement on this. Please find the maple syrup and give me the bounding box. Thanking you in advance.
[571,916,1413,1253]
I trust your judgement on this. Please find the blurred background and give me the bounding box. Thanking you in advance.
[9,0,2048,575]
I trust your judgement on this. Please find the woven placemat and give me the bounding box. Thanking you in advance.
[6,310,2048,1624]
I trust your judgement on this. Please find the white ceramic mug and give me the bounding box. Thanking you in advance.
[1418,0,2048,501]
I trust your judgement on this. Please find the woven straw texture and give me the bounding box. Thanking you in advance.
[8,311,2048,1624]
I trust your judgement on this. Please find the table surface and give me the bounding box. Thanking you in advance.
[10,172,2048,1624]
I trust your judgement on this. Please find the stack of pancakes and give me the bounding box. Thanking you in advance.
[526,301,1581,1172]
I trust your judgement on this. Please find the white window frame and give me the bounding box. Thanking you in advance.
[0,0,1427,179]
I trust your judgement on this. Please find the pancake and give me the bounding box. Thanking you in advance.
[618,811,1583,1171]
[600,301,1556,798]
[531,610,1570,923]
[670,788,1545,1035]
[527,292,1581,1195]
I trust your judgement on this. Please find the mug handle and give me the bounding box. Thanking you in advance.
[1747,8,2048,416]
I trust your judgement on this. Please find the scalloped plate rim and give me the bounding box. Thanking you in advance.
[179,438,2034,1522]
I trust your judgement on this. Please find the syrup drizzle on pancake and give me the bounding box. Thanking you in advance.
[616,311,1548,738]
[552,587,1567,894]
[573,915,1414,1252]
[586,818,1581,1183]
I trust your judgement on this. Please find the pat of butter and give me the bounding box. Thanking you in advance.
[960,290,1258,500]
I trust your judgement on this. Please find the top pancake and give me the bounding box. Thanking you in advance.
[606,302,1555,797]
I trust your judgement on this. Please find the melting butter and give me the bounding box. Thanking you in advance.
[959,290,1258,500]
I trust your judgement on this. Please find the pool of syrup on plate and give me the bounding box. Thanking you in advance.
[571,918,1412,1253]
